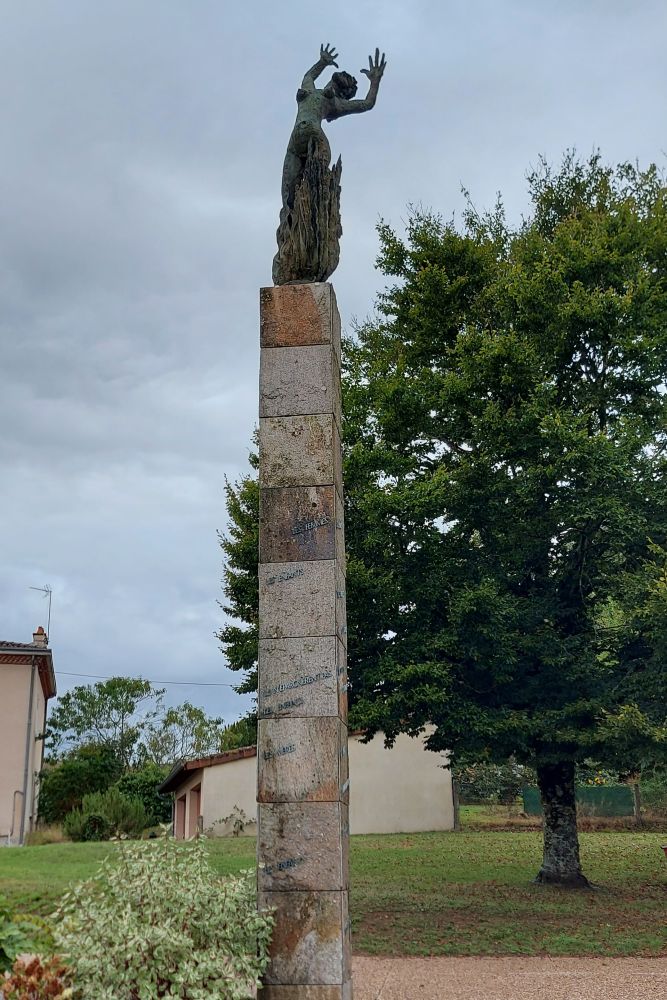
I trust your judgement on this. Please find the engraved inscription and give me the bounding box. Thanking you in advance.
[267,565,305,586]
[263,742,297,761]
[261,670,333,700]
[263,855,305,876]
[261,695,305,716]
[291,513,330,537]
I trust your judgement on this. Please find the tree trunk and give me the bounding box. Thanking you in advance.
[534,761,590,887]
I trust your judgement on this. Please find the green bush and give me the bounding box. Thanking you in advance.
[63,787,147,841]
[455,760,535,805]
[38,743,122,823]
[54,836,274,999]
[116,763,171,825]
[0,897,51,974]
[640,769,667,816]
[81,814,113,842]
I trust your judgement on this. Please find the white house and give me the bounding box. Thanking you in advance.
[160,728,454,838]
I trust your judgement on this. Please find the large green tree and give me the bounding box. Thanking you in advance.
[140,701,228,766]
[218,154,667,885]
[344,154,667,884]
[217,456,260,695]
[46,677,162,768]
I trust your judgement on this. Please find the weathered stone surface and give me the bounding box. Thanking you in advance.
[258,281,350,994]
[337,639,348,718]
[260,284,335,349]
[335,565,347,648]
[259,890,345,986]
[258,802,345,891]
[260,345,338,419]
[259,414,339,489]
[259,560,336,640]
[340,802,349,899]
[260,486,335,564]
[338,719,349,804]
[331,291,342,367]
[259,637,338,719]
[341,892,352,984]
[334,498,345,575]
[258,717,340,802]
[333,417,343,492]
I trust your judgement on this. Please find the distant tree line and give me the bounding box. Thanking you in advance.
[39,676,256,828]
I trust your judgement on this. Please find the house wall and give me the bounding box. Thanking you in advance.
[173,728,454,839]
[26,679,46,835]
[348,730,454,834]
[0,663,30,842]
[202,756,258,837]
[0,660,47,843]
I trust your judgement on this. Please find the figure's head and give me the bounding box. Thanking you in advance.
[330,71,357,100]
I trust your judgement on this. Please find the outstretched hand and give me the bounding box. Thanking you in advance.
[320,42,339,67]
[361,48,386,84]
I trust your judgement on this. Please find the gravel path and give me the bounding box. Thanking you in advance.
[353,956,667,999]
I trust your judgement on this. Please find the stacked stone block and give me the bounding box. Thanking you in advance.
[257,283,351,999]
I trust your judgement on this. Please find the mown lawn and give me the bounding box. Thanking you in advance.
[1,831,666,956]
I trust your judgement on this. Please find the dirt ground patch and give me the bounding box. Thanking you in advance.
[352,956,667,999]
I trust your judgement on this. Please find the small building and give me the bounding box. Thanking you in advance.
[160,729,454,838]
[0,627,56,845]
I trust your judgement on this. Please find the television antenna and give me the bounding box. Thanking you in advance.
[29,585,52,640]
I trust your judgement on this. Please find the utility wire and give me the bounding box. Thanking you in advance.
[57,670,238,688]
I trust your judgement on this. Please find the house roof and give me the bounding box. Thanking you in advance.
[0,640,48,651]
[159,745,258,794]
[0,639,57,699]
[159,730,368,795]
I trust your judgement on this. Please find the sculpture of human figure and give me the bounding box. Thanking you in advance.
[280,43,386,218]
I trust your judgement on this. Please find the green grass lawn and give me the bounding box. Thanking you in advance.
[1,831,666,956]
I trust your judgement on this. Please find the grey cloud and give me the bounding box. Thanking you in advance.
[1,0,666,720]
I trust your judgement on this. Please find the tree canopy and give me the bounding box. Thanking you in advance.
[217,454,259,695]
[344,155,667,779]
[46,677,162,768]
[219,153,667,883]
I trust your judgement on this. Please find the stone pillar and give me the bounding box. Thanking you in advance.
[257,283,351,1000]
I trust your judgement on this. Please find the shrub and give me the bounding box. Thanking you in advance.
[38,744,122,824]
[81,814,112,842]
[207,805,252,838]
[54,835,274,999]
[63,809,113,843]
[0,899,50,974]
[116,763,171,825]
[81,787,147,837]
[455,760,535,805]
[640,768,667,816]
[63,787,147,841]
[1,956,73,999]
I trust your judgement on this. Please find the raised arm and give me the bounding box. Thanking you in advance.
[301,42,339,91]
[327,48,386,120]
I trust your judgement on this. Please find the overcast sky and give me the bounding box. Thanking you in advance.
[1,0,665,724]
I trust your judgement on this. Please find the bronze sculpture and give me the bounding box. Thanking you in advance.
[273,44,386,286]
